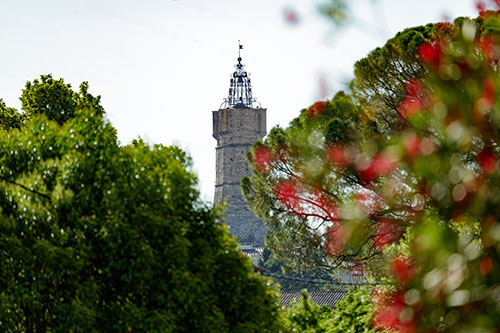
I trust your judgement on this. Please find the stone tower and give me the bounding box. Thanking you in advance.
[213,44,267,247]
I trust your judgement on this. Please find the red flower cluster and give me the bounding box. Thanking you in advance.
[477,147,497,175]
[480,256,494,275]
[476,0,486,12]
[275,181,301,211]
[397,79,424,120]
[481,77,496,107]
[283,7,299,25]
[477,35,500,63]
[417,41,442,68]
[307,101,328,118]
[315,192,339,221]
[403,133,421,157]
[357,153,395,183]
[373,291,416,333]
[326,143,349,167]
[253,145,272,173]
[475,0,500,13]
[391,256,414,286]
[374,218,402,250]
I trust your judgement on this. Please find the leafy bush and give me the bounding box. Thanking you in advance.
[283,288,374,332]
[0,80,282,332]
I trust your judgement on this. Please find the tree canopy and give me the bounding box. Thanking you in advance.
[0,98,24,131]
[245,10,500,331]
[20,74,104,124]
[0,76,282,332]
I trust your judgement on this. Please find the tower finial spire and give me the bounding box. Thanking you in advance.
[220,41,261,109]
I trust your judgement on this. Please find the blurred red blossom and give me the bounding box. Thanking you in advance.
[374,218,402,250]
[358,153,395,183]
[354,191,381,216]
[417,41,442,68]
[477,147,497,175]
[283,7,299,25]
[373,291,416,333]
[480,257,493,275]
[253,145,272,173]
[391,256,414,286]
[476,1,486,12]
[275,181,301,212]
[403,133,421,157]
[397,79,424,119]
[481,77,496,107]
[326,143,349,167]
[307,101,328,118]
[477,36,497,61]
[315,192,340,220]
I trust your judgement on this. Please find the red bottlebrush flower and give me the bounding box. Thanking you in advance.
[354,192,370,210]
[275,181,300,211]
[417,41,442,67]
[283,7,299,25]
[476,1,486,12]
[481,77,496,107]
[326,143,349,167]
[358,154,395,183]
[253,145,272,173]
[315,192,339,220]
[391,257,414,286]
[403,133,420,157]
[480,257,493,275]
[495,0,500,9]
[373,291,408,331]
[325,224,345,256]
[477,147,497,175]
[405,79,422,97]
[477,36,499,62]
[372,154,395,175]
[397,96,421,119]
[397,79,424,119]
[374,218,402,250]
[307,101,328,118]
[358,163,377,183]
[354,191,380,215]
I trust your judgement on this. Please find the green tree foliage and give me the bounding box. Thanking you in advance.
[249,8,500,331]
[329,289,375,332]
[0,98,24,130]
[352,15,500,132]
[258,248,336,291]
[242,14,500,279]
[242,91,381,275]
[351,24,435,131]
[282,290,335,333]
[282,289,375,332]
[20,74,104,124]
[0,88,282,331]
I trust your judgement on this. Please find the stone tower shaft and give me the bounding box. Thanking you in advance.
[213,44,267,246]
[213,107,267,245]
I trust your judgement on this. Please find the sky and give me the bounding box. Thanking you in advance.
[0,0,478,203]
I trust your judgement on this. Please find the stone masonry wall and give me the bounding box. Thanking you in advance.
[213,107,267,246]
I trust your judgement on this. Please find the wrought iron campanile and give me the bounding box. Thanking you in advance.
[213,42,267,247]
